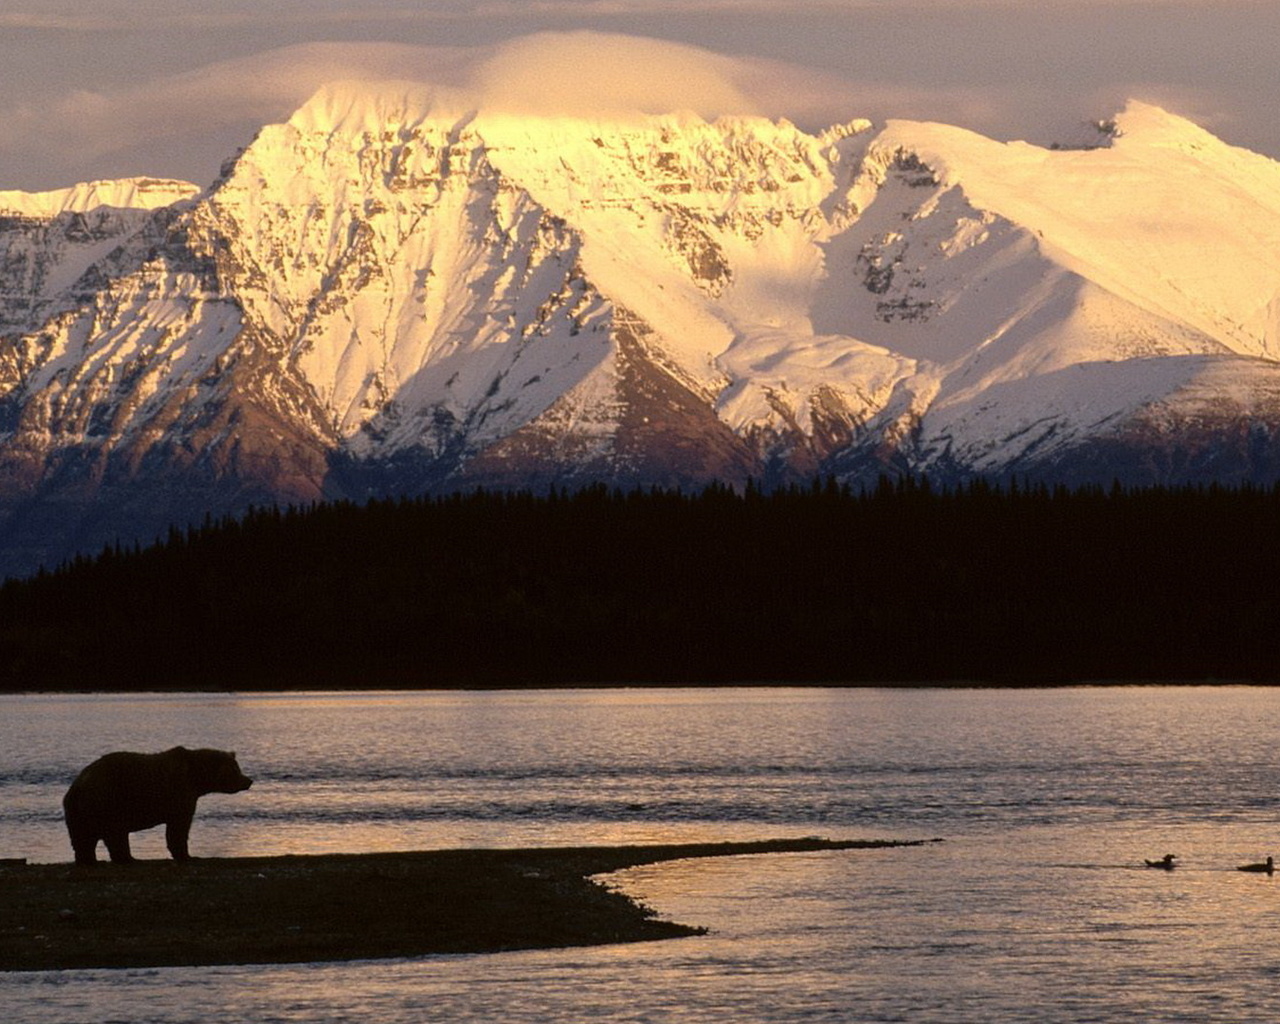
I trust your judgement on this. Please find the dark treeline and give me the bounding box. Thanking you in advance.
[2,478,1279,690]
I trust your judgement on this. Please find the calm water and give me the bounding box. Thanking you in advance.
[4,687,1280,1022]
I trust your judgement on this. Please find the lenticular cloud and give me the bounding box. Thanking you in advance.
[0,31,856,190]
[468,32,760,119]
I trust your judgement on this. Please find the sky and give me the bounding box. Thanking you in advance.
[1,0,1278,191]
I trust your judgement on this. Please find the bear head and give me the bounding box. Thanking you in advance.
[183,747,254,795]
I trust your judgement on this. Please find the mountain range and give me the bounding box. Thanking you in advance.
[2,85,1279,575]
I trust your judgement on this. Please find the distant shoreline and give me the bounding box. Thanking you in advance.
[1,838,928,972]
[3,680,1274,695]
[5,485,1280,690]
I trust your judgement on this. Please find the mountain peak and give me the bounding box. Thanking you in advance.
[286,79,769,139]
[1109,99,1229,154]
[287,80,473,137]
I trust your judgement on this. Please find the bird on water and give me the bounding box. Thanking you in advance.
[1237,856,1274,874]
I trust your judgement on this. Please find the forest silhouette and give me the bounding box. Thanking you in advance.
[1,478,1277,690]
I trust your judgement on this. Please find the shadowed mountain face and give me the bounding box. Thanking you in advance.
[1,90,1280,574]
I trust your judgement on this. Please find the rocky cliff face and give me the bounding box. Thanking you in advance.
[1,89,1279,573]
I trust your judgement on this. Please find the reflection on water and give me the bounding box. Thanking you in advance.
[5,687,1280,1022]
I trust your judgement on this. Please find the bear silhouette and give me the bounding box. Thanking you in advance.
[63,747,253,864]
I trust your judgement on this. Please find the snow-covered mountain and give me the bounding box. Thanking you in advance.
[2,87,1280,573]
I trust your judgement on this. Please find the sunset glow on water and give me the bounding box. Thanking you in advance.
[6,686,1280,1022]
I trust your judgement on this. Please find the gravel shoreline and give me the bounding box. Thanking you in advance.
[2,838,926,971]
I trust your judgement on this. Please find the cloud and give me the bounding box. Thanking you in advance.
[467,33,757,118]
[0,32,867,189]
[461,32,883,128]
[0,24,1269,193]
[0,13,106,30]
[0,0,1273,36]
[0,1,866,35]
[0,42,464,188]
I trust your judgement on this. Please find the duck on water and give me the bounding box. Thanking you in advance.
[1237,856,1275,874]
[1144,854,1176,869]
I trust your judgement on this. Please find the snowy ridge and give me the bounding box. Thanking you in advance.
[2,86,1280,571]
[0,178,199,218]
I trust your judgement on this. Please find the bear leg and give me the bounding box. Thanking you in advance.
[103,830,134,863]
[165,816,194,861]
[71,833,99,865]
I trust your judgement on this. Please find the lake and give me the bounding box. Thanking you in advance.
[4,686,1280,1022]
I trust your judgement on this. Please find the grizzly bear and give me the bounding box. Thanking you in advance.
[63,747,253,865]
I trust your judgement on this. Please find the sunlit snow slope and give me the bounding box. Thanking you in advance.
[1,88,1280,571]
